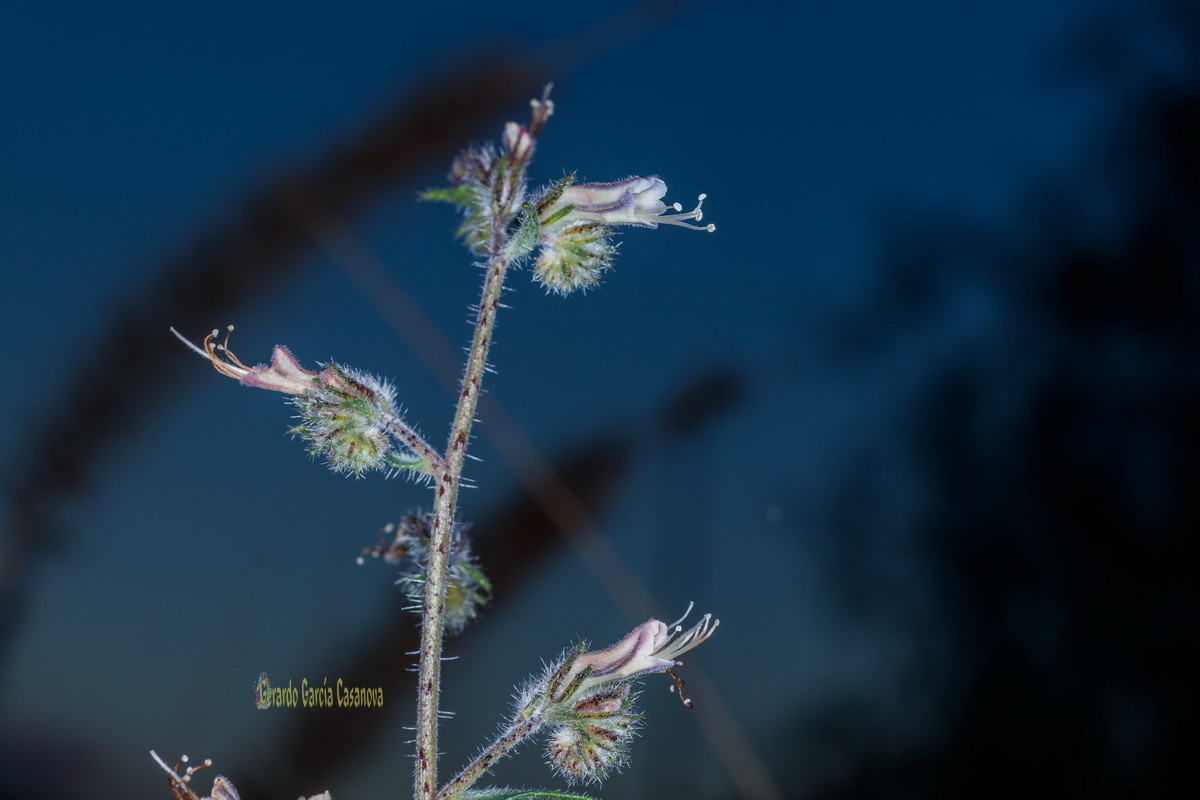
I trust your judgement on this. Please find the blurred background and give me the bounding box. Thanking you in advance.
[1,0,1196,797]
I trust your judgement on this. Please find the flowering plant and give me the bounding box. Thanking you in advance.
[156,88,716,800]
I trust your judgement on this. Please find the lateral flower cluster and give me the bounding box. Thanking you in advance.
[359,511,491,635]
[515,606,719,784]
[425,118,715,295]
[532,175,714,294]
[172,326,437,478]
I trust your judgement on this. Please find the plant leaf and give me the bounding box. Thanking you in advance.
[455,789,596,800]
[421,186,478,207]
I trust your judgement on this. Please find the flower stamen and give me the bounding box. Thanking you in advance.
[653,604,720,664]
[212,325,253,372]
[653,193,715,232]
[665,667,692,708]
[171,326,249,380]
[667,600,696,630]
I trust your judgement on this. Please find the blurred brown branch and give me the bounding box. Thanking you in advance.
[0,52,542,654]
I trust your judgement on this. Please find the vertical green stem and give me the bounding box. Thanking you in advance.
[415,232,511,800]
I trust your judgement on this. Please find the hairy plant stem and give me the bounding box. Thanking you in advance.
[382,415,445,475]
[415,229,512,800]
[437,716,542,800]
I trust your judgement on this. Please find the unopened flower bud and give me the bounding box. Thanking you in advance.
[449,146,496,187]
[503,122,535,165]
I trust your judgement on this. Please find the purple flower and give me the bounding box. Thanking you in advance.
[172,326,317,395]
[568,604,718,692]
[544,176,714,231]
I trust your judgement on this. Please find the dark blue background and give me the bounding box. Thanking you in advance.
[2,1,1195,798]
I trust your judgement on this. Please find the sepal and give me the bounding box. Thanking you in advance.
[421,185,480,207]
[383,450,434,478]
[506,202,542,260]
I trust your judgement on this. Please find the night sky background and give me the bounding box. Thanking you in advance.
[2,1,1196,798]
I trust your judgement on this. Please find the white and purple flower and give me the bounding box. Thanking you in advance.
[542,176,714,231]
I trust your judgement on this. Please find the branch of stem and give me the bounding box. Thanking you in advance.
[437,716,542,800]
[383,415,445,475]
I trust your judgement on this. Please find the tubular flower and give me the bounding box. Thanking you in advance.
[531,176,714,293]
[566,604,718,706]
[173,326,420,476]
[172,326,317,394]
[501,605,717,788]
[540,176,714,231]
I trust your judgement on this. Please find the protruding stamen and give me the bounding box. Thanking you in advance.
[170,328,211,360]
[172,325,254,381]
[666,667,693,708]
[216,325,253,371]
[651,194,716,231]
[151,750,184,783]
[654,612,720,662]
[668,601,696,630]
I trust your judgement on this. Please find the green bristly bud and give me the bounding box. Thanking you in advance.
[545,682,639,785]
[532,222,615,294]
[290,364,400,476]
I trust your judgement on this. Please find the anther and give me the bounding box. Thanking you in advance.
[666,667,693,708]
